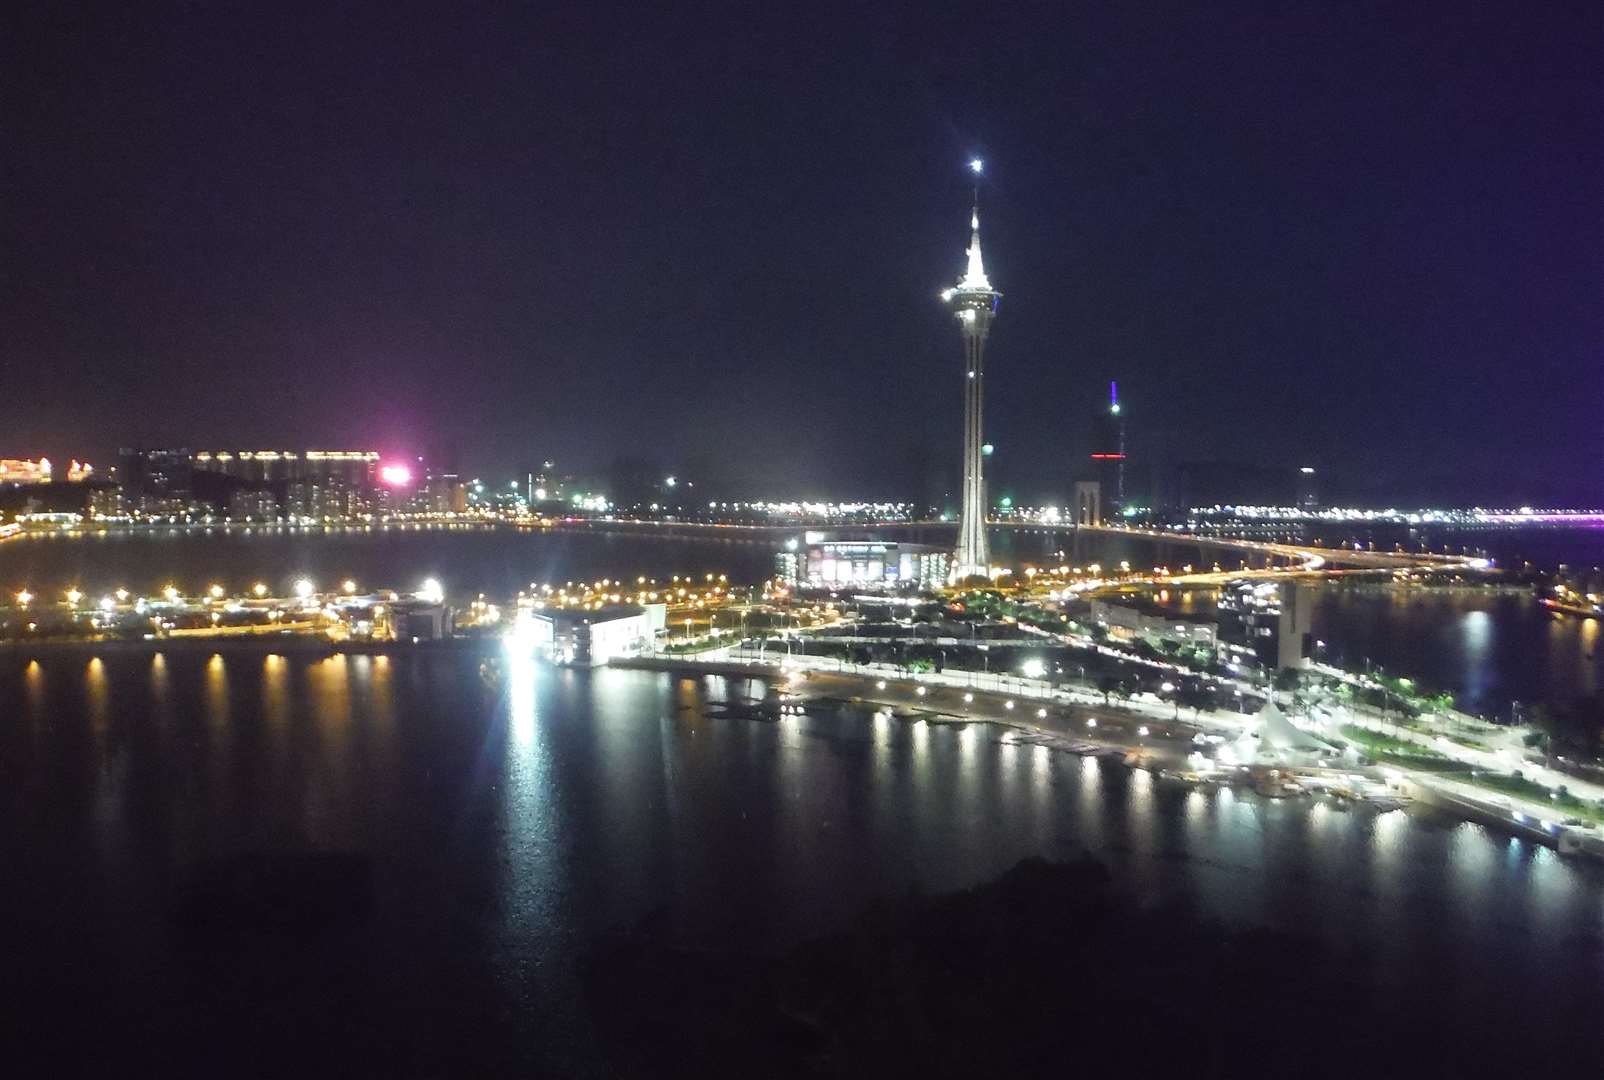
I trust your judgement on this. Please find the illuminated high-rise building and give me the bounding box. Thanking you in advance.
[941,161,1001,579]
[1296,466,1319,510]
[1088,381,1125,511]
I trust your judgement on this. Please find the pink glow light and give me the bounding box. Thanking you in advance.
[380,463,413,487]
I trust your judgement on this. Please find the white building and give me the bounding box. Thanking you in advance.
[775,536,950,591]
[1222,700,1338,766]
[1089,597,1217,648]
[525,603,667,666]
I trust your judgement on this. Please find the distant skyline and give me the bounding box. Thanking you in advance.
[5,3,1600,505]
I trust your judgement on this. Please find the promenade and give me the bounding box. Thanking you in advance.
[628,641,1604,849]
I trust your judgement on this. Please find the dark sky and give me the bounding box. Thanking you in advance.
[5,2,1601,505]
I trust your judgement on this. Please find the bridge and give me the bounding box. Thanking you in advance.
[545,516,1487,574]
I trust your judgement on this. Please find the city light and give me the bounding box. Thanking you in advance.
[66,588,82,606]
[419,578,445,604]
[343,579,357,594]
[969,158,983,174]
[294,579,314,600]
[15,590,31,607]
[208,584,225,599]
[253,582,268,597]
[379,463,413,487]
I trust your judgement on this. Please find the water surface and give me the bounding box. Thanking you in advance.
[2,645,1599,1072]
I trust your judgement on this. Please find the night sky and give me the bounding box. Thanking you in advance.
[6,3,1601,505]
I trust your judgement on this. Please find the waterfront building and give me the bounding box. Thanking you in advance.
[422,470,467,513]
[0,458,50,485]
[188,450,379,517]
[1217,580,1313,670]
[286,477,366,521]
[1222,699,1338,766]
[227,488,281,522]
[1088,596,1217,649]
[392,600,455,642]
[192,449,379,489]
[116,447,194,501]
[0,458,94,485]
[87,486,128,520]
[523,604,667,666]
[941,161,1001,579]
[775,536,950,592]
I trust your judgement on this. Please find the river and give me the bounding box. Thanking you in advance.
[1,643,1600,1072]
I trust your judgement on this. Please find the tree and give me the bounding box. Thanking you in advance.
[1530,693,1604,762]
[1176,682,1213,719]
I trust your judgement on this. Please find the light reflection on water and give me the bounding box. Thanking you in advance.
[1,649,1600,1068]
[1313,587,1600,714]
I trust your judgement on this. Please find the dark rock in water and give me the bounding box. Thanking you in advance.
[703,699,781,723]
[173,851,374,934]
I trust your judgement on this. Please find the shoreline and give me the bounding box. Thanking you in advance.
[620,654,1604,853]
[6,633,1600,855]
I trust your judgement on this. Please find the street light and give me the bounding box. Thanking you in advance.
[294,579,314,601]
[253,582,269,598]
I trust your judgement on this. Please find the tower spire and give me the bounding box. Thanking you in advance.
[961,160,990,289]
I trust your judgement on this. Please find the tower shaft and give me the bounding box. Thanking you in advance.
[955,307,992,576]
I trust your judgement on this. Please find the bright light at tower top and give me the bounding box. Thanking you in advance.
[968,158,984,174]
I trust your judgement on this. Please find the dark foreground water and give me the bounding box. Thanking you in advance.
[2,644,1600,1073]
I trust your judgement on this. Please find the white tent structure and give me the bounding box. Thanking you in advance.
[1224,699,1337,766]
